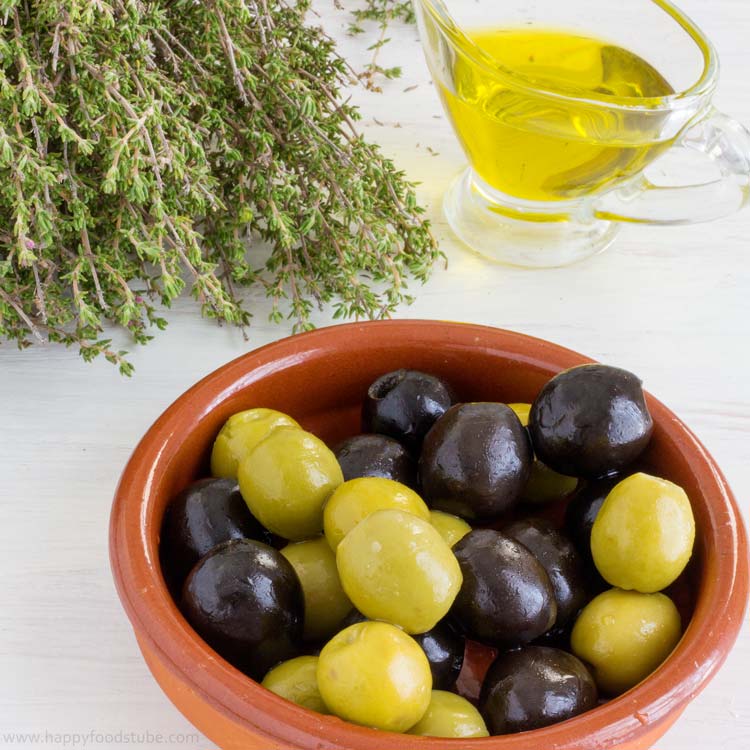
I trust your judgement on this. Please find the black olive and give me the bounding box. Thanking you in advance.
[414,621,465,690]
[451,529,556,647]
[503,518,589,628]
[362,369,454,453]
[181,539,303,679]
[529,364,653,479]
[531,619,575,650]
[333,434,417,488]
[480,646,598,734]
[161,478,267,587]
[420,403,532,520]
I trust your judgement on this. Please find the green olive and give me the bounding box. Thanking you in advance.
[591,473,695,593]
[336,509,462,634]
[508,402,532,426]
[238,427,343,540]
[429,510,472,548]
[211,408,300,479]
[522,461,579,506]
[408,690,488,738]
[281,537,352,641]
[317,622,432,732]
[571,588,682,695]
[323,477,430,551]
[261,655,329,714]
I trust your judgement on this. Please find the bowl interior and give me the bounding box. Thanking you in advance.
[115,322,747,750]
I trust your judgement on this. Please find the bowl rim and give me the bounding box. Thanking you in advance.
[110,320,749,749]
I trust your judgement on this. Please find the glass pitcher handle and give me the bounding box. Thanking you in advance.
[593,108,750,225]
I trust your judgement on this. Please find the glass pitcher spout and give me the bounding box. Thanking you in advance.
[418,0,718,108]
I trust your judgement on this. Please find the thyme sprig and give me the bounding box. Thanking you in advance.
[0,0,439,374]
[347,0,416,90]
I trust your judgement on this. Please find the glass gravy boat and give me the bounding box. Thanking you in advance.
[413,0,750,267]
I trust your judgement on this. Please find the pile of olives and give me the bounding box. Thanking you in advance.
[160,364,696,738]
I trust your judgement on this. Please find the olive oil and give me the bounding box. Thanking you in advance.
[441,29,675,203]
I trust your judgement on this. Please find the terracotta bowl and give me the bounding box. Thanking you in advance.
[110,321,748,750]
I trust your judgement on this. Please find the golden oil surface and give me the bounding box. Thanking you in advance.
[441,29,675,202]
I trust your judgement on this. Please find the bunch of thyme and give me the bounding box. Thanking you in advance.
[0,0,439,374]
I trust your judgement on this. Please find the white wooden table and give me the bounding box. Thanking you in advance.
[2,2,748,748]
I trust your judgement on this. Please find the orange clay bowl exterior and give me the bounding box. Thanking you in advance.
[110,320,749,750]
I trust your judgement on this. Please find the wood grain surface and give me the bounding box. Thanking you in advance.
[1,1,748,748]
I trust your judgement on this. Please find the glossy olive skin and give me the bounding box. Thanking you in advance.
[522,460,579,506]
[338,608,369,629]
[238,427,343,540]
[591,473,695,593]
[429,510,472,548]
[532,619,576,650]
[420,403,533,520]
[337,509,462,634]
[161,478,267,586]
[333,434,417,488]
[508,402,579,505]
[529,364,654,479]
[323,477,429,551]
[409,690,489,738]
[340,610,464,690]
[362,369,454,453]
[503,518,588,628]
[571,588,682,695]
[317,621,432,733]
[210,408,300,479]
[181,539,303,680]
[415,621,465,690]
[480,646,598,735]
[564,477,621,565]
[280,538,352,642]
[451,530,557,647]
[261,655,329,714]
